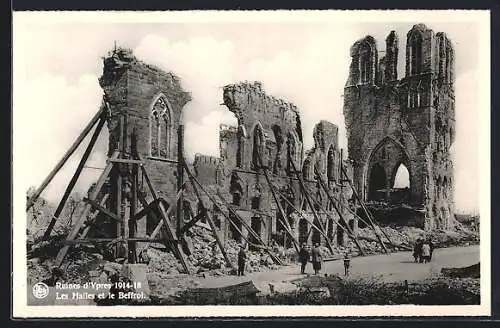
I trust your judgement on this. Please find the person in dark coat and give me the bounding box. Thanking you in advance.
[237,245,247,276]
[343,253,351,276]
[428,239,435,262]
[413,238,421,263]
[311,243,323,275]
[298,244,310,274]
[414,238,424,263]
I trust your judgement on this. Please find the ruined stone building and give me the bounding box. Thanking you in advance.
[343,24,455,229]
[98,48,355,250]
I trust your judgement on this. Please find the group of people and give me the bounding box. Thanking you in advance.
[413,238,435,263]
[298,243,323,275]
[237,242,352,277]
[298,243,351,276]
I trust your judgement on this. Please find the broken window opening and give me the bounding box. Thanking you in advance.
[251,196,261,210]
[232,192,242,207]
[359,43,372,84]
[393,163,410,189]
[272,125,284,175]
[302,159,312,180]
[367,163,387,201]
[149,96,171,158]
[298,219,309,245]
[407,91,421,109]
[249,217,262,251]
[410,33,423,75]
[252,124,265,171]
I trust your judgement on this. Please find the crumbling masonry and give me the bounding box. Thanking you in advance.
[343,24,455,230]
[96,23,455,251]
[99,49,355,250]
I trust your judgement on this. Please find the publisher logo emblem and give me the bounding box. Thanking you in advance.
[32,282,49,299]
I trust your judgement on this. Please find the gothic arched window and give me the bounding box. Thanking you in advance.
[359,43,372,84]
[438,36,447,80]
[302,158,312,180]
[409,33,423,75]
[327,146,337,182]
[252,124,265,170]
[149,95,172,158]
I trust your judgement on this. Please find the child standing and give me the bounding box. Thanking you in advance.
[343,253,351,276]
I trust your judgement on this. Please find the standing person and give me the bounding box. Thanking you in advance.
[343,253,351,276]
[428,239,435,262]
[417,238,424,263]
[311,243,323,275]
[237,245,247,276]
[413,238,421,263]
[138,248,150,265]
[298,243,310,274]
[421,241,431,263]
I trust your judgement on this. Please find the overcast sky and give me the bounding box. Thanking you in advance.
[13,11,489,213]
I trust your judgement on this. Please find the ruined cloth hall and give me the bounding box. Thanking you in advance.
[28,24,456,269]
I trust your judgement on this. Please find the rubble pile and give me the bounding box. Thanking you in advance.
[27,257,53,285]
[354,224,479,255]
[148,247,184,275]
[147,225,286,278]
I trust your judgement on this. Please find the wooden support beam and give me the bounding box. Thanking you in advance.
[313,166,368,255]
[182,157,283,266]
[272,183,333,244]
[179,209,206,236]
[84,197,120,221]
[129,199,161,222]
[79,194,110,239]
[341,166,395,247]
[27,106,105,211]
[61,237,170,245]
[149,221,164,240]
[289,159,336,255]
[256,151,300,253]
[146,157,179,164]
[115,114,125,251]
[205,210,238,272]
[318,178,392,248]
[157,201,190,273]
[55,151,119,266]
[42,115,107,240]
[129,151,139,263]
[176,125,185,237]
[137,193,168,249]
[138,165,190,273]
[220,203,283,266]
[179,160,236,270]
[107,158,143,165]
[140,164,158,201]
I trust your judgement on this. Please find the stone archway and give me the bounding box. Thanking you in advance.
[368,163,386,201]
[365,137,411,203]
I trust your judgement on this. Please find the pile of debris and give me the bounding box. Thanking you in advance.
[354,224,479,255]
[146,224,286,278]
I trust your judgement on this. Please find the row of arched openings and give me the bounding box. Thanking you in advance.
[302,146,339,182]
[244,123,300,175]
[357,32,424,85]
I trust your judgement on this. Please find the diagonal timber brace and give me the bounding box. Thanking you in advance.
[288,157,336,254]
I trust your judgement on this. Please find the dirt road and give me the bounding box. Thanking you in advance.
[195,245,480,291]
